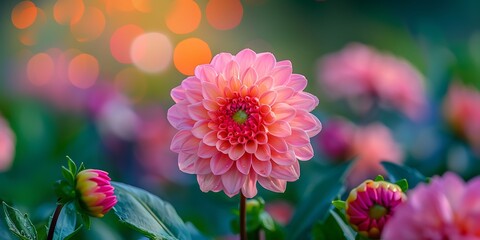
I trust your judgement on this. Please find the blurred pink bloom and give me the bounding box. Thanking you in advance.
[317,117,356,161]
[167,48,322,198]
[76,169,117,218]
[318,43,426,120]
[348,123,404,187]
[346,179,406,239]
[0,116,15,171]
[443,83,480,154]
[382,172,480,239]
[265,200,294,225]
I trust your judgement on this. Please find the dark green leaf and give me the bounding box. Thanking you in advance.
[394,179,409,192]
[381,162,427,189]
[331,200,346,210]
[111,182,191,240]
[66,156,77,176]
[61,166,74,186]
[311,210,343,240]
[0,202,16,240]
[374,175,384,182]
[2,202,37,240]
[330,209,355,240]
[51,202,82,240]
[287,161,353,239]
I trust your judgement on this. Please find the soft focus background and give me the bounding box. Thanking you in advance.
[1,0,480,238]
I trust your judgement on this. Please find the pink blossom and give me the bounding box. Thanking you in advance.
[0,116,15,171]
[76,169,117,218]
[265,200,294,225]
[317,117,356,161]
[382,172,480,239]
[443,83,480,154]
[347,123,403,187]
[167,48,322,198]
[346,179,406,239]
[318,43,426,120]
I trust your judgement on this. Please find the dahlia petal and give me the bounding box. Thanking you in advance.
[202,131,218,146]
[198,141,216,158]
[229,76,242,92]
[197,174,221,192]
[222,168,246,197]
[228,144,246,160]
[258,177,287,193]
[248,85,260,97]
[178,152,197,173]
[252,159,272,177]
[188,102,209,121]
[242,171,258,198]
[290,111,322,137]
[271,65,292,86]
[195,158,212,174]
[253,52,276,78]
[276,60,292,68]
[202,99,219,111]
[235,48,257,73]
[245,139,258,154]
[257,76,274,92]
[255,132,268,145]
[272,103,296,122]
[274,87,295,102]
[167,104,192,129]
[195,65,217,83]
[255,144,271,161]
[211,53,233,71]
[260,90,277,105]
[268,135,288,153]
[271,162,300,181]
[288,74,308,91]
[224,60,240,81]
[171,86,186,102]
[215,74,228,93]
[202,82,221,100]
[171,130,193,153]
[271,149,296,166]
[216,140,231,154]
[191,120,211,139]
[293,144,314,161]
[242,67,258,87]
[210,153,234,175]
[286,92,319,112]
[236,154,252,175]
[183,77,203,103]
[268,120,292,137]
[285,128,310,147]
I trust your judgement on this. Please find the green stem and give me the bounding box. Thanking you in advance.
[240,193,247,240]
[47,203,64,240]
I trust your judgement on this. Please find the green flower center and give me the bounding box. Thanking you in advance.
[232,110,248,124]
[368,204,387,220]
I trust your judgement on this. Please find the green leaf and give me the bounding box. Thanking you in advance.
[111,182,191,240]
[0,202,16,240]
[374,175,384,182]
[287,161,353,239]
[2,202,37,240]
[381,162,427,189]
[259,212,275,232]
[331,200,346,210]
[330,209,356,240]
[311,210,343,240]
[66,156,77,176]
[394,179,409,192]
[51,202,82,240]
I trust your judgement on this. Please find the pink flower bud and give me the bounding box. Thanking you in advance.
[346,180,406,239]
[76,169,117,218]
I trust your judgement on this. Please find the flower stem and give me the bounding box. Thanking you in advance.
[47,203,64,240]
[240,193,247,240]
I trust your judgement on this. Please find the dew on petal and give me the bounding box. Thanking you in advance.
[53,0,84,25]
[68,53,99,89]
[11,1,37,29]
[174,38,212,75]
[131,32,173,74]
[71,7,105,42]
[165,0,201,34]
[110,24,144,64]
[27,53,55,86]
[206,0,243,30]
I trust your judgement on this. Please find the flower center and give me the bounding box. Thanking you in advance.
[368,204,387,220]
[232,110,248,124]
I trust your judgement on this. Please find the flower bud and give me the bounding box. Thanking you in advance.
[346,180,406,239]
[76,169,117,217]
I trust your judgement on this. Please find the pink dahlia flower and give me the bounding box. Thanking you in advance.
[167,48,322,198]
[317,117,356,161]
[318,43,426,120]
[346,179,406,239]
[76,169,117,218]
[382,172,480,239]
[0,116,15,171]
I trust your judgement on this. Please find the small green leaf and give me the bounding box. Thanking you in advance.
[259,212,275,232]
[331,200,346,210]
[2,202,37,240]
[61,166,74,185]
[78,162,85,173]
[66,156,77,175]
[51,202,82,240]
[395,179,409,192]
[330,209,355,240]
[381,162,427,188]
[111,182,191,240]
[374,175,384,182]
[80,213,91,229]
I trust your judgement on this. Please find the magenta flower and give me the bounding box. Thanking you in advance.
[346,179,406,239]
[318,43,426,120]
[382,172,480,239]
[167,48,322,198]
[0,116,15,172]
[76,169,117,218]
[317,117,355,161]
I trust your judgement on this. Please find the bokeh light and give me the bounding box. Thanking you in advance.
[17,8,46,46]
[53,0,84,25]
[114,67,147,103]
[68,53,99,89]
[11,1,38,29]
[130,32,173,74]
[110,24,144,64]
[173,38,212,75]
[132,0,152,13]
[70,7,106,42]
[165,0,201,34]
[27,53,55,86]
[104,0,136,14]
[206,0,243,30]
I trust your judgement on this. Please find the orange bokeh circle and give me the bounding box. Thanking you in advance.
[11,1,37,29]
[174,38,212,75]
